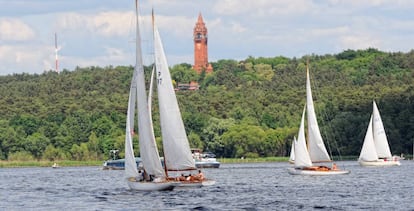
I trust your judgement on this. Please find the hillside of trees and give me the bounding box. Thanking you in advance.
[0,48,413,161]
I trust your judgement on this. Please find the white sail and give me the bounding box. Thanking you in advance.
[305,65,331,162]
[125,1,165,180]
[153,21,196,171]
[125,70,139,178]
[359,115,378,161]
[294,106,313,168]
[372,101,392,158]
[289,136,296,163]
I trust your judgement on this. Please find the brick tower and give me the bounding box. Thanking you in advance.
[193,13,213,74]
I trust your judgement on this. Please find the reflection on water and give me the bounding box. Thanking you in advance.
[1,161,413,210]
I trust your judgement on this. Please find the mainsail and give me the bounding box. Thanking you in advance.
[372,101,392,158]
[153,18,196,171]
[305,65,331,162]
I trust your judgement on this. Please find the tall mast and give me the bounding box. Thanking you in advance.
[306,59,309,150]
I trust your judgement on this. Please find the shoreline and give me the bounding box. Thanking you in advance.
[0,160,102,168]
[0,156,360,168]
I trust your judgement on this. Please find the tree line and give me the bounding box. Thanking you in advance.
[0,48,413,161]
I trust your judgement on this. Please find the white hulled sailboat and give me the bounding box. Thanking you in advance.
[288,63,350,175]
[124,0,177,191]
[358,101,401,166]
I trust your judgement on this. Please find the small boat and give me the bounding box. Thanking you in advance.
[358,101,401,167]
[102,158,142,170]
[288,63,350,176]
[123,1,177,191]
[192,149,220,168]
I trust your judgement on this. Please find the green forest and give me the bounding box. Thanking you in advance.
[0,48,413,162]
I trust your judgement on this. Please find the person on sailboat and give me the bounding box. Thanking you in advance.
[194,170,204,181]
[332,163,337,170]
[176,174,186,181]
[136,170,144,181]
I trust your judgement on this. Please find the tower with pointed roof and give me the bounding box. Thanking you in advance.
[193,13,213,74]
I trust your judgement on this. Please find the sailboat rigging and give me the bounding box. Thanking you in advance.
[124,0,177,191]
[288,62,350,175]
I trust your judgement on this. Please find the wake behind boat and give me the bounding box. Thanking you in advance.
[288,63,349,176]
[358,101,401,167]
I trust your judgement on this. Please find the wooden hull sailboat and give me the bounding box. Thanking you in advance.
[358,101,401,167]
[288,63,349,176]
[152,10,215,187]
[124,0,176,191]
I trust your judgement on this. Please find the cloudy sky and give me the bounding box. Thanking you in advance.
[1,0,414,75]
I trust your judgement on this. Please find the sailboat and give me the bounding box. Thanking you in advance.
[124,0,177,191]
[358,101,401,166]
[151,10,215,187]
[288,64,350,175]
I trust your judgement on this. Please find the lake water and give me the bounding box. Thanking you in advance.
[1,160,413,210]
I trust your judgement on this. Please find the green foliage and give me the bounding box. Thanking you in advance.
[24,132,50,159]
[43,144,66,161]
[8,151,34,161]
[170,63,199,83]
[0,49,413,160]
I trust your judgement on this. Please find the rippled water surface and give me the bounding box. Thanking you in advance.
[1,161,413,210]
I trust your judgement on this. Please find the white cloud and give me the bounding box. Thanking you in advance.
[213,0,314,17]
[62,46,133,69]
[0,18,35,41]
[56,11,135,37]
[337,34,381,50]
[230,22,247,33]
[151,15,194,38]
[55,10,197,39]
[326,0,414,8]
[0,44,53,74]
[309,26,350,37]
